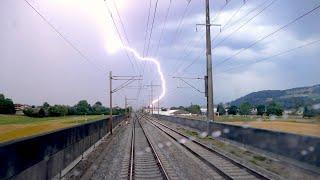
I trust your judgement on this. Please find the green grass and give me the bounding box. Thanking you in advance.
[253,155,267,161]
[0,114,105,125]
[0,114,107,143]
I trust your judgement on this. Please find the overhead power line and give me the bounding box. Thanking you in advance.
[176,0,262,76]
[143,0,153,57]
[216,3,320,67]
[105,3,140,74]
[169,1,191,45]
[145,0,160,57]
[111,0,142,74]
[154,0,172,56]
[216,38,320,75]
[213,0,277,50]
[23,0,105,74]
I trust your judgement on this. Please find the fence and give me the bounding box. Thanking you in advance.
[0,115,125,179]
[155,115,320,167]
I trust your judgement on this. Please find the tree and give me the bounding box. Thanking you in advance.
[266,102,283,116]
[239,102,251,115]
[303,106,316,118]
[228,105,238,115]
[38,108,46,117]
[257,105,266,116]
[49,105,68,116]
[186,105,201,114]
[23,107,45,117]
[67,106,77,115]
[170,107,178,110]
[0,94,16,114]
[217,103,226,115]
[43,102,50,109]
[92,101,107,115]
[76,100,90,115]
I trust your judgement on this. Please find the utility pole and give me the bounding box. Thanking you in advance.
[157,96,160,116]
[196,1,220,121]
[144,83,161,115]
[109,71,142,134]
[125,96,127,118]
[151,82,153,115]
[109,71,113,134]
[205,0,214,121]
[125,96,137,118]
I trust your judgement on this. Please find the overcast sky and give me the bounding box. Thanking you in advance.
[1,0,319,108]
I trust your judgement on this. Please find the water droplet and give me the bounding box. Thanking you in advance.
[179,138,187,144]
[223,128,230,134]
[145,147,151,153]
[44,155,49,161]
[282,114,289,119]
[137,151,144,156]
[158,143,164,148]
[301,150,308,156]
[200,132,208,138]
[312,103,320,110]
[308,146,315,152]
[92,165,98,170]
[243,123,250,128]
[212,131,221,137]
[165,141,172,147]
[73,169,81,176]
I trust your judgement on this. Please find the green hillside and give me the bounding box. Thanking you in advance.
[230,84,320,109]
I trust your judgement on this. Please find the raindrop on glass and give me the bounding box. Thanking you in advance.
[145,147,151,153]
[179,138,187,144]
[200,131,208,138]
[212,131,222,137]
[308,146,315,152]
[301,150,308,156]
[158,143,164,148]
[223,128,230,134]
[166,141,172,147]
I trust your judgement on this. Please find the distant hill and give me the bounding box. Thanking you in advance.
[230,84,320,109]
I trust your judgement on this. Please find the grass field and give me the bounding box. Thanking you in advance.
[0,114,107,143]
[175,115,320,137]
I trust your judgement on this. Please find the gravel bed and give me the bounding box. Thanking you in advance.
[153,117,320,180]
[63,120,131,180]
[141,119,224,180]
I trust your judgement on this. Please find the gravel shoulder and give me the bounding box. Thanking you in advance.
[63,119,131,180]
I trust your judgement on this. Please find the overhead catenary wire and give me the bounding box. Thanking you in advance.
[145,0,160,57]
[216,3,320,67]
[213,0,278,51]
[169,1,191,46]
[23,0,105,74]
[216,38,320,75]
[171,0,247,77]
[106,3,141,75]
[111,0,142,74]
[154,0,172,57]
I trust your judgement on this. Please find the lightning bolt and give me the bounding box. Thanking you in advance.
[122,46,166,106]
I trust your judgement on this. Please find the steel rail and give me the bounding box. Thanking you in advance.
[137,116,170,180]
[128,118,135,180]
[145,115,271,180]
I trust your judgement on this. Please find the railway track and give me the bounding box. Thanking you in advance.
[143,114,271,180]
[126,115,169,180]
